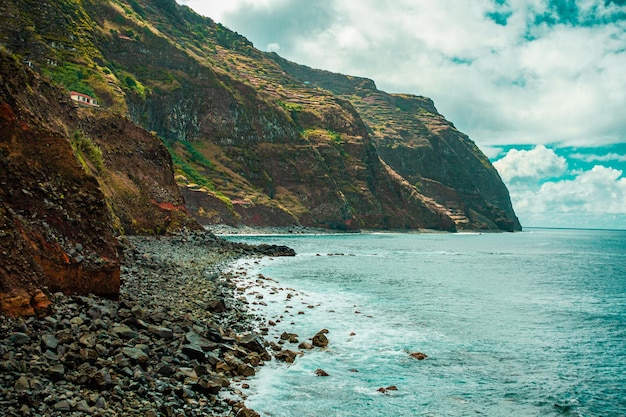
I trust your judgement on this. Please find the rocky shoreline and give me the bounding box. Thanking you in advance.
[0,231,295,417]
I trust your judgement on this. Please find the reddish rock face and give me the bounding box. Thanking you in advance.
[0,55,121,316]
[1,46,201,315]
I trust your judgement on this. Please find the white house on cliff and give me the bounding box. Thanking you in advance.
[70,91,98,107]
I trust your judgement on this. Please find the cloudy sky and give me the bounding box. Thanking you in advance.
[177,0,626,230]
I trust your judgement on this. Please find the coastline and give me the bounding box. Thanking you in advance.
[205,224,451,236]
[0,230,294,417]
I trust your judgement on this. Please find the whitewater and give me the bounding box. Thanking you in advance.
[224,229,626,416]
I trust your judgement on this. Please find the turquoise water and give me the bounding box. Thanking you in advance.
[225,229,626,416]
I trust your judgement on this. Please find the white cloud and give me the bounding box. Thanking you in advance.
[493,145,567,182]
[570,153,626,163]
[498,161,626,229]
[176,0,241,22]
[527,166,626,214]
[493,146,626,229]
[266,43,281,52]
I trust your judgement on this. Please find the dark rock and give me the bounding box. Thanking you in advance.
[232,402,261,417]
[410,352,428,360]
[378,385,398,394]
[298,342,314,350]
[181,344,206,361]
[185,332,214,350]
[78,333,97,348]
[206,328,223,342]
[14,376,30,392]
[47,364,65,381]
[312,331,329,348]
[53,400,72,411]
[157,363,175,377]
[90,369,113,389]
[275,350,298,363]
[215,362,230,374]
[192,376,226,395]
[94,396,107,409]
[280,332,299,343]
[244,352,262,366]
[76,400,91,413]
[121,347,149,364]
[207,299,227,313]
[236,363,255,377]
[112,325,138,340]
[80,348,99,363]
[315,369,329,377]
[238,334,266,354]
[41,334,59,350]
[255,244,296,257]
[29,378,44,392]
[130,305,145,319]
[9,332,30,346]
[194,364,209,377]
[147,325,174,339]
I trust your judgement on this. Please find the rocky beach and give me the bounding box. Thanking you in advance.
[0,231,296,417]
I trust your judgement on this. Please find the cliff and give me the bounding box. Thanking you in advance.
[0,0,518,233]
[0,47,198,315]
[269,55,521,231]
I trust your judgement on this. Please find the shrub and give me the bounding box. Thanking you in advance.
[70,130,104,174]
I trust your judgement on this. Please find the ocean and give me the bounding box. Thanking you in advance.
[224,229,626,416]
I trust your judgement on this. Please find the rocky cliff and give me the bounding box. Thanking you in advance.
[0,0,519,234]
[0,47,198,315]
[269,55,521,231]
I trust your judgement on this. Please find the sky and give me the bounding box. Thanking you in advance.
[176,0,626,230]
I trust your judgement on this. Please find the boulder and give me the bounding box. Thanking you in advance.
[121,347,149,364]
[181,344,206,361]
[410,352,428,360]
[275,350,298,363]
[237,334,266,354]
[90,369,113,389]
[280,332,299,343]
[312,331,329,348]
[9,332,31,346]
[147,325,174,339]
[112,325,138,340]
[298,342,314,350]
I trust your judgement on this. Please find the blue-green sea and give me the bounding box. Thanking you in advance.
[225,229,626,416]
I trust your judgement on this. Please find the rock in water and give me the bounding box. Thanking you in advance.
[275,350,298,363]
[312,331,329,348]
[410,352,428,360]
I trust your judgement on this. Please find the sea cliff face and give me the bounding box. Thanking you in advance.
[269,55,521,231]
[0,0,518,232]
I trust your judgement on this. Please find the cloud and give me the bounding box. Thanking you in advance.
[493,146,626,229]
[266,43,281,52]
[493,145,567,183]
[510,165,626,229]
[570,152,626,163]
[520,166,626,214]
